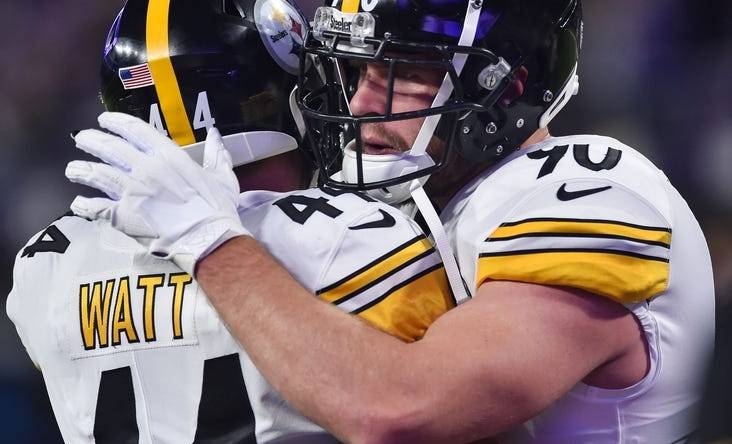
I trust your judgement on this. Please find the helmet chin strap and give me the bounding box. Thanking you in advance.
[404,1,482,305]
[410,185,470,304]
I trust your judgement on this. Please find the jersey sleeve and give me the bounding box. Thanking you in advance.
[6,215,80,369]
[315,202,455,343]
[7,247,41,368]
[475,178,672,304]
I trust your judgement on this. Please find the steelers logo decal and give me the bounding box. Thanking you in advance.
[254,0,308,75]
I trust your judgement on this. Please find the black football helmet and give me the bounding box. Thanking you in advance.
[297,0,582,202]
[101,0,309,167]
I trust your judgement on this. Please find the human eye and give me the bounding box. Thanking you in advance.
[392,64,445,95]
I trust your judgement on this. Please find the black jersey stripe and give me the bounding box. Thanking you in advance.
[498,217,671,233]
[485,231,671,248]
[479,248,669,263]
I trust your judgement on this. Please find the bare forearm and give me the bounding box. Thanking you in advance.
[196,236,416,441]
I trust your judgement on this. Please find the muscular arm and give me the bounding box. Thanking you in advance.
[198,236,645,443]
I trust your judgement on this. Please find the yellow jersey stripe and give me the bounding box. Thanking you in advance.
[146,0,196,146]
[318,236,434,304]
[341,0,360,13]
[477,250,670,303]
[354,264,454,342]
[318,235,429,294]
[490,218,671,246]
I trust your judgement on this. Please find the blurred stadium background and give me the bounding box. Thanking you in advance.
[1,0,729,441]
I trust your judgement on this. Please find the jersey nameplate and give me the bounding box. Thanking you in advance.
[71,271,198,359]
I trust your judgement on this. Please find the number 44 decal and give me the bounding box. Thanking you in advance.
[148,91,216,136]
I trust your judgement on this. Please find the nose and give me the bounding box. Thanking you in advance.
[348,64,387,117]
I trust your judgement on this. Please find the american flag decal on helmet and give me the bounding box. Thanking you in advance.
[118,63,155,90]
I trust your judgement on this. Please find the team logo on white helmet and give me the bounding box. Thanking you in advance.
[254,0,307,75]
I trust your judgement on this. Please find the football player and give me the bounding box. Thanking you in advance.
[6,0,456,442]
[62,0,716,443]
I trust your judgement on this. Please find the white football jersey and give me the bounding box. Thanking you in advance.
[7,187,454,444]
[440,135,715,443]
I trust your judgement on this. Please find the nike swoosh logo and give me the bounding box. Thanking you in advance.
[349,209,396,230]
[556,183,612,201]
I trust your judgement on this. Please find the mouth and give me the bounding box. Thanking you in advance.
[361,139,403,155]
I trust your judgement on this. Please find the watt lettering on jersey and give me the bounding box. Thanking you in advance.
[441,135,715,443]
[6,188,454,444]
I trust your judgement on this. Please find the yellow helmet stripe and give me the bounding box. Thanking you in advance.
[146,0,196,146]
[341,0,360,13]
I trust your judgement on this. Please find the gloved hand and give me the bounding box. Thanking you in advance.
[65,112,249,275]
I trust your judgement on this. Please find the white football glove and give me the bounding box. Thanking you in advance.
[65,112,250,275]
